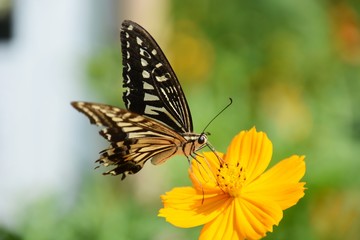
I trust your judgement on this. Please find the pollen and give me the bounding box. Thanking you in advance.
[217,162,246,197]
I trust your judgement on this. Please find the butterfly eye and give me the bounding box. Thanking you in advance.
[198,134,207,145]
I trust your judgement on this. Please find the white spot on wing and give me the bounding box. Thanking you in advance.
[126,51,130,59]
[125,32,129,38]
[129,115,144,122]
[115,122,132,127]
[125,101,130,109]
[155,75,169,82]
[124,90,131,108]
[142,70,150,78]
[111,117,124,122]
[123,126,142,132]
[143,81,154,90]
[127,25,134,30]
[140,48,151,58]
[144,93,160,101]
[124,74,130,84]
[123,112,132,118]
[144,105,161,115]
[151,49,157,55]
[155,63,163,68]
[136,37,143,46]
[141,58,148,66]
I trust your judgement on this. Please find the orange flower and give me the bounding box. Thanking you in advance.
[159,127,306,239]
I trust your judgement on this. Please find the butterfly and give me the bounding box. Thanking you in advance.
[71,20,210,180]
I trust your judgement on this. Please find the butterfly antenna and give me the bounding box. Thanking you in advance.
[202,98,233,133]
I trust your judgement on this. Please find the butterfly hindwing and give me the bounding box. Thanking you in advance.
[71,101,186,179]
[121,20,193,133]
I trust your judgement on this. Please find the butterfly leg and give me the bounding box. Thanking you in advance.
[206,142,224,163]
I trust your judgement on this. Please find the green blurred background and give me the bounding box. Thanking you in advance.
[1,0,360,239]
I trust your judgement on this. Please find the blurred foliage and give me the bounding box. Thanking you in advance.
[14,0,360,239]
[0,227,21,240]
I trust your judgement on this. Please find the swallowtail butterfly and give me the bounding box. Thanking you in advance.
[72,20,210,180]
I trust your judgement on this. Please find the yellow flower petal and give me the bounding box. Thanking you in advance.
[235,197,283,239]
[244,155,306,210]
[199,199,243,240]
[225,127,273,184]
[159,187,230,228]
[200,197,283,240]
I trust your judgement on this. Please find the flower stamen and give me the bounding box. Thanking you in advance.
[217,163,247,197]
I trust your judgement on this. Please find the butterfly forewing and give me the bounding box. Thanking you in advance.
[121,20,193,133]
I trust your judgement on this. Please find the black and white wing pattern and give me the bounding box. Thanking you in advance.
[71,20,208,180]
[121,20,193,133]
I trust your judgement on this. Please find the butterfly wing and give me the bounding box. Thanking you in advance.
[121,20,193,133]
[71,101,186,179]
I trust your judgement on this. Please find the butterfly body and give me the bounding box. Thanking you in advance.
[72,20,208,179]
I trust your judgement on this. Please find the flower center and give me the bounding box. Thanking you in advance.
[217,162,247,197]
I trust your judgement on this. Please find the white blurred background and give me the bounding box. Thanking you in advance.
[0,0,167,228]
